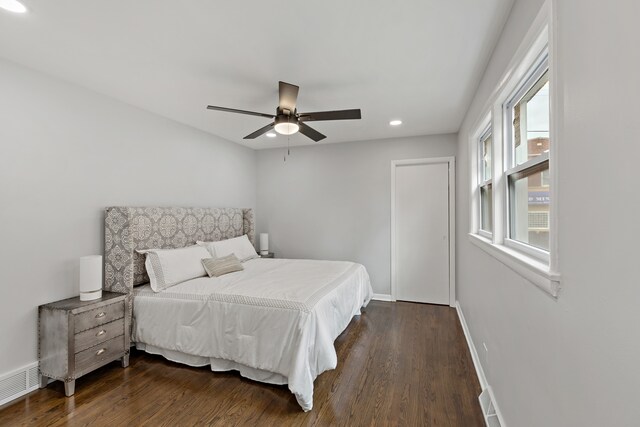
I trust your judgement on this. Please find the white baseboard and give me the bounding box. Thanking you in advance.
[455,301,488,389]
[455,301,506,427]
[372,293,394,302]
[0,362,40,407]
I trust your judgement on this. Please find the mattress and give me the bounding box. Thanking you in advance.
[131,258,373,411]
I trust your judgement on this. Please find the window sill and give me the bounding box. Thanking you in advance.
[468,233,560,298]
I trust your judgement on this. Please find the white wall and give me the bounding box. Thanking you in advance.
[456,1,640,426]
[256,134,456,295]
[0,58,256,375]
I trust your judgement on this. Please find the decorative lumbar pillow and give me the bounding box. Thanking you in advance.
[137,245,211,292]
[197,234,258,262]
[201,254,244,277]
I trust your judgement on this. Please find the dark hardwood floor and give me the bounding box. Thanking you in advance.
[0,301,484,426]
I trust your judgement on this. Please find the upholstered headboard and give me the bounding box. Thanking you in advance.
[104,207,255,294]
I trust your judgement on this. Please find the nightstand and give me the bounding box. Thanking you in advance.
[259,252,275,258]
[38,291,129,396]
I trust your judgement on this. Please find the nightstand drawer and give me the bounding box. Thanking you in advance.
[75,319,124,353]
[75,335,125,373]
[74,301,124,333]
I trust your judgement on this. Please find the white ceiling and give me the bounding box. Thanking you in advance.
[0,0,513,149]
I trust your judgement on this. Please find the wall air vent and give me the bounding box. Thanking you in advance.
[479,387,504,427]
[0,362,40,407]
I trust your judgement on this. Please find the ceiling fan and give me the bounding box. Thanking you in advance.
[206,81,361,142]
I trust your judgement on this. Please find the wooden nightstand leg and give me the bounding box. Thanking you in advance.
[121,354,130,368]
[39,374,48,389]
[64,380,75,397]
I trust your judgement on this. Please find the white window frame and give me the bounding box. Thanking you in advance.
[467,0,560,297]
[503,53,550,262]
[477,125,493,240]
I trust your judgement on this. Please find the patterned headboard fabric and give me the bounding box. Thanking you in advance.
[104,207,255,294]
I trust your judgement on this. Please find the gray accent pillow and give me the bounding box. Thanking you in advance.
[202,254,244,277]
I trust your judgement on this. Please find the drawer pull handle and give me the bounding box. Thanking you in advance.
[95,312,106,318]
[96,330,106,337]
[96,348,106,356]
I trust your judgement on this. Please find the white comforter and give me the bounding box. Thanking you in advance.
[132,258,372,411]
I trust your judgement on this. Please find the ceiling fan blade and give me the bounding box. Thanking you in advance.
[278,81,299,112]
[207,105,274,119]
[243,122,275,139]
[298,122,326,142]
[298,109,361,122]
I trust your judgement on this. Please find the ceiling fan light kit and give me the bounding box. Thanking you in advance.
[206,81,361,143]
[274,116,300,135]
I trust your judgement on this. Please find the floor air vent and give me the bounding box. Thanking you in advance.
[0,363,40,407]
[479,388,503,427]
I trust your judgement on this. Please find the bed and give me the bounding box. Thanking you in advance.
[103,207,372,411]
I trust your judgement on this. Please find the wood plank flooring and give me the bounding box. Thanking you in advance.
[0,301,484,426]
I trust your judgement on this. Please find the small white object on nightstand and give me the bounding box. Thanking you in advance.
[79,255,102,301]
[259,233,269,256]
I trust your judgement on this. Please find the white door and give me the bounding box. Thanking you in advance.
[394,161,450,305]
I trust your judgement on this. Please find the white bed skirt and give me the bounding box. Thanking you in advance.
[136,342,290,385]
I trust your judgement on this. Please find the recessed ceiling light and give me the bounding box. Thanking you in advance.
[0,0,27,13]
[266,132,276,138]
[389,120,402,126]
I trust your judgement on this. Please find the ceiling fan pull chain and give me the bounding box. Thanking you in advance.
[285,117,292,160]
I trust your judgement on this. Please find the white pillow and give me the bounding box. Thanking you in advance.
[197,235,258,262]
[137,245,211,292]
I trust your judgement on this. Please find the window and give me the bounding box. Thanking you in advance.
[467,3,558,296]
[505,54,550,257]
[478,127,493,235]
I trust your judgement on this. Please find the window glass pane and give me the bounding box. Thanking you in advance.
[512,71,550,166]
[509,164,550,250]
[480,184,492,232]
[481,133,492,181]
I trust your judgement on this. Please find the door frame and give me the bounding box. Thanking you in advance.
[391,157,456,307]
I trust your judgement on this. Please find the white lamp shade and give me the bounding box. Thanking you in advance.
[80,255,103,301]
[259,233,269,255]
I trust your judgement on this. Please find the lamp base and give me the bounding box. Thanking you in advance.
[260,250,269,256]
[80,289,102,301]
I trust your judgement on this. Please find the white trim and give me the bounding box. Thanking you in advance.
[469,111,492,236]
[456,302,508,427]
[477,122,494,237]
[468,233,560,297]
[479,125,493,185]
[503,52,549,171]
[478,229,492,240]
[476,3,551,121]
[449,158,456,307]
[455,302,487,390]
[467,0,560,295]
[478,386,506,427]
[371,293,394,302]
[547,0,560,275]
[390,157,456,307]
[505,152,549,177]
[503,238,549,263]
[0,362,40,407]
